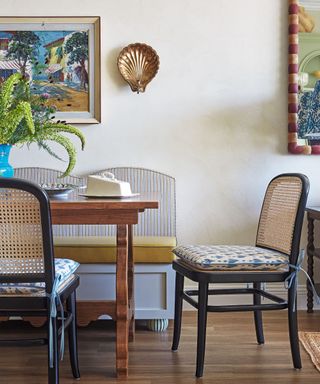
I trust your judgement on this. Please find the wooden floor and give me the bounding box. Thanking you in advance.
[0,311,319,383]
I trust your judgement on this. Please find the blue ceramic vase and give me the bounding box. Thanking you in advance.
[0,144,14,177]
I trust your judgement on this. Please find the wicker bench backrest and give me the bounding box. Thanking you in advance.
[14,167,176,238]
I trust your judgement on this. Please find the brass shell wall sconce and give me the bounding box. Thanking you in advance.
[117,43,160,93]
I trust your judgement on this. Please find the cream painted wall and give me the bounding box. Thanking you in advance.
[3,0,320,259]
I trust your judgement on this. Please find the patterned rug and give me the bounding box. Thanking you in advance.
[299,332,320,372]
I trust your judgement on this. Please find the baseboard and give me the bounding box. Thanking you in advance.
[182,283,319,311]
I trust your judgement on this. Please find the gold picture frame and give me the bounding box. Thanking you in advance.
[0,16,101,124]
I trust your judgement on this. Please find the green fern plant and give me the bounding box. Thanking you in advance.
[0,73,34,144]
[26,121,85,177]
[0,73,85,177]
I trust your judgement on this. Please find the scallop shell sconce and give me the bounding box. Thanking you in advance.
[117,43,160,93]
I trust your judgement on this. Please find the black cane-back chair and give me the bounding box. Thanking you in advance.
[0,178,80,384]
[171,174,309,377]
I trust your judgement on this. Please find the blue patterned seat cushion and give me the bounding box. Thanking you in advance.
[0,258,79,296]
[173,245,289,271]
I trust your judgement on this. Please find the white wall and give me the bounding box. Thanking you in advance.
[4,0,320,256]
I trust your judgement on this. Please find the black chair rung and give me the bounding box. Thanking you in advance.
[182,291,199,309]
[0,338,47,346]
[57,313,73,336]
[185,287,287,304]
[207,302,288,312]
[184,288,288,312]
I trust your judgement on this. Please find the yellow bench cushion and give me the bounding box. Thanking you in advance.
[53,236,176,264]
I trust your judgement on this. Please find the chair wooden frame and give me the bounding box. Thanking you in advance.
[171,173,310,377]
[0,178,80,384]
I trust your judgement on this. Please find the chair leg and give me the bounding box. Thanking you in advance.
[253,282,264,344]
[66,291,80,379]
[288,282,302,369]
[196,282,208,378]
[48,312,59,384]
[171,272,184,351]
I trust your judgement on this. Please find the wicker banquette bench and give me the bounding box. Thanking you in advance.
[14,167,176,330]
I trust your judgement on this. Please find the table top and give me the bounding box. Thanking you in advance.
[306,206,320,212]
[49,190,159,210]
[306,206,320,219]
[49,191,159,225]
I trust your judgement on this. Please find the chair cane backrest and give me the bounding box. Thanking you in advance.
[14,167,86,238]
[0,178,55,287]
[256,174,309,263]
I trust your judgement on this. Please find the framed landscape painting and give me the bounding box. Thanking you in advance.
[0,17,101,124]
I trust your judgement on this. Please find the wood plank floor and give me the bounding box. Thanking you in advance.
[0,311,319,383]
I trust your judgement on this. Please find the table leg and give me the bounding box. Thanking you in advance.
[128,225,135,342]
[116,224,129,377]
[307,217,315,313]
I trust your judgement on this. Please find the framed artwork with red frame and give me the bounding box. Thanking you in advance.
[288,0,320,154]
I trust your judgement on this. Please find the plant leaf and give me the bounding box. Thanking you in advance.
[18,101,35,134]
[43,122,85,150]
[42,133,77,177]
[2,101,35,143]
[37,140,65,162]
[0,73,22,116]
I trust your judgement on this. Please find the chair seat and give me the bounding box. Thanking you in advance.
[173,245,289,271]
[0,258,79,296]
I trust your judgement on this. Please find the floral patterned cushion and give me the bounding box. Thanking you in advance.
[0,258,79,296]
[54,258,79,281]
[173,245,289,271]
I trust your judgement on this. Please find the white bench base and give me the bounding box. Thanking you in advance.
[76,263,175,327]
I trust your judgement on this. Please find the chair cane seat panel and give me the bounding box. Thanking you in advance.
[0,188,45,276]
[0,258,79,296]
[173,245,289,271]
[256,176,303,255]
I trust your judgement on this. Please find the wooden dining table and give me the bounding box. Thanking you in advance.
[49,191,159,377]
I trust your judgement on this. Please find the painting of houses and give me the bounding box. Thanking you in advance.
[0,32,33,81]
[0,30,89,112]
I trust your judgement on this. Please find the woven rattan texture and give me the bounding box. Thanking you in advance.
[0,188,44,276]
[299,332,320,373]
[256,176,302,256]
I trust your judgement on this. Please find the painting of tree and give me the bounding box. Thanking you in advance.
[65,31,89,90]
[6,31,40,78]
[0,16,100,123]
